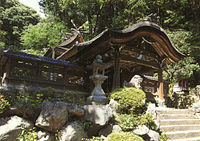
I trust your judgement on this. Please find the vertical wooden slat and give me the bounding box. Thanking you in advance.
[112,47,120,90]
[158,69,164,100]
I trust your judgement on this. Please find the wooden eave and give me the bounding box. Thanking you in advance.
[44,30,81,58]
[51,21,185,77]
[58,21,184,65]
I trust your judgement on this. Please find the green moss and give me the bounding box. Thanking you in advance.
[109,87,146,114]
[107,132,144,141]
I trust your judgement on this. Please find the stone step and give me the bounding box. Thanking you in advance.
[160,119,200,125]
[159,114,196,119]
[156,108,193,115]
[166,130,200,140]
[168,137,200,141]
[160,125,200,132]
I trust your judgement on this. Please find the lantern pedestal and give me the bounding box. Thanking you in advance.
[87,55,109,105]
[87,74,108,105]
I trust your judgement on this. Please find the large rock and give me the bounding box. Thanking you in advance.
[146,104,159,129]
[37,131,56,141]
[133,125,160,141]
[108,99,119,115]
[99,124,122,137]
[59,102,84,117]
[58,121,86,141]
[0,116,33,141]
[83,105,113,126]
[146,104,156,119]
[35,101,68,132]
[133,125,149,136]
[147,130,160,141]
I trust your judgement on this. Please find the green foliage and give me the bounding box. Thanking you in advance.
[38,87,56,98]
[115,114,138,131]
[81,120,93,130]
[39,0,150,39]
[18,127,37,141]
[138,113,157,130]
[164,30,200,83]
[115,113,157,131]
[15,87,55,117]
[167,92,195,109]
[62,91,86,105]
[21,48,46,56]
[107,132,144,141]
[160,132,168,141]
[82,136,103,141]
[0,95,10,114]
[21,16,69,50]
[165,83,195,108]
[0,0,40,49]
[109,87,146,114]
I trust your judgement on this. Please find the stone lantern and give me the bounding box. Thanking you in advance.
[87,55,110,105]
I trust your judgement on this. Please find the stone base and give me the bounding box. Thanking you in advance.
[155,98,166,107]
[87,95,108,105]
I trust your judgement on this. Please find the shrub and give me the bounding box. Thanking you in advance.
[107,132,144,141]
[82,136,103,141]
[0,95,10,114]
[109,87,146,114]
[160,132,168,141]
[18,127,37,141]
[62,91,86,105]
[115,114,138,131]
[138,113,157,130]
[81,120,93,130]
[115,113,157,131]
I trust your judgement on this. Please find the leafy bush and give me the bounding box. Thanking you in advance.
[138,113,157,130]
[81,120,93,130]
[160,132,168,141]
[115,114,138,131]
[62,91,86,105]
[14,87,56,119]
[109,87,146,114]
[18,127,37,141]
[107,132,144,141]
[82,136,103,141]
[115,113,157,131]
[0,95,10,114]
[165,84,195,108]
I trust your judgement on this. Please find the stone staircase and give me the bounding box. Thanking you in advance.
[156,107,200,141]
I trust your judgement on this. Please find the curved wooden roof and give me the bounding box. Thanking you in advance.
[58,21,184,65]
[47,20,185,76]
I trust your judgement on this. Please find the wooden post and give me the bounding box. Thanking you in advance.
[2,58,11,86]
[158,70,164,100]
[112,47,120,90]
[52,47,55,59]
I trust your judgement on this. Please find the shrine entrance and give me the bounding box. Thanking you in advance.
[45,20,185,100]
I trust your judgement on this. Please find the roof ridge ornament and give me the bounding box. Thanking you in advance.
[143,13,160,26]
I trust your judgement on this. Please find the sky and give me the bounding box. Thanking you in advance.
[19,0,45,18]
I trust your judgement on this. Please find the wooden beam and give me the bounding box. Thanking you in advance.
[123,45,159,60]
[112,47,120,90]
[158,70,164,100]
[120,54,160,70]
